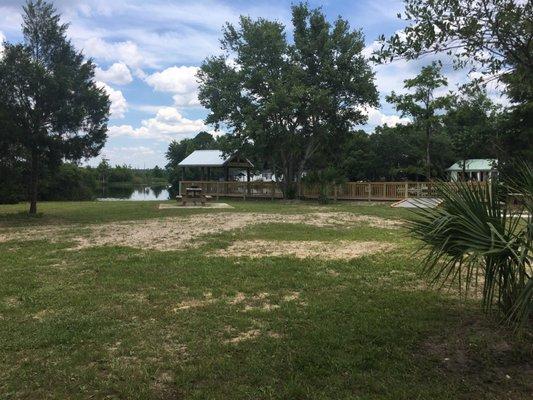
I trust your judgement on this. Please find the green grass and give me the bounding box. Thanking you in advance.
[0,200,531,399]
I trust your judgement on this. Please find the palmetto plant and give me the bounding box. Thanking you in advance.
[409,166,532,329]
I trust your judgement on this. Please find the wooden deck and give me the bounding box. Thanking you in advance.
[179,181,478,201]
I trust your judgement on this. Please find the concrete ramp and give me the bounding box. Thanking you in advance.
[391,197,443,208]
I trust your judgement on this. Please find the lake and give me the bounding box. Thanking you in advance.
[97,185,171,201]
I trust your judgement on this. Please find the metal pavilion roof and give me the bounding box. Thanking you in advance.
[446,159,497,172]
[178,150,253,168]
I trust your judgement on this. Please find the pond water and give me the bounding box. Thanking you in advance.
[97,185,171,201]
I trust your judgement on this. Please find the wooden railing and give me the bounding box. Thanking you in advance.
[180,180,469,201]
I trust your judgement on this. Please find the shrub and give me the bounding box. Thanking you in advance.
[409,168,532,329]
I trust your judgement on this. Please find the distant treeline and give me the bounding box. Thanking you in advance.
[0,161,168,204]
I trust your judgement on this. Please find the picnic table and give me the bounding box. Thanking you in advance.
[176,187,212,206]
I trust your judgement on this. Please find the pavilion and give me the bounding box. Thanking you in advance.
[177,150,254,182]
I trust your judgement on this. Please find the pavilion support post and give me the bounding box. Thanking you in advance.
[207,167,211,181]
[201,167,205,181]
[246,168,251,196]
[180,168,185,195]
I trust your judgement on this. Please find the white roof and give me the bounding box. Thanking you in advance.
[178,150,253,168]
[178,150,227,167]
[446,159,497,172]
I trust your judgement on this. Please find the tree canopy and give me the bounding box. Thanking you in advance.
[386,62,453,179]
[198,3,378,197]
[0,0,110,213]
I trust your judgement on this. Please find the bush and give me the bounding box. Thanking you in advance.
[409,166,532,329]
[40,163,97,201]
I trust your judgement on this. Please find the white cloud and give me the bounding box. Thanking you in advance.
[82,37,151,70]
[95,62,133,85]
[359,106,411,128]
[95,145,161,168]
[96,81,128,119]
[108,106,207,142]
[145,66,201,107]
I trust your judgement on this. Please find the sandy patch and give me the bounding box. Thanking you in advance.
[224,329,281,344]
[158,203,234,209]
[0,211,401,251]
[216,240,395,260]
[3,296,21,308]
[173,292,214,311]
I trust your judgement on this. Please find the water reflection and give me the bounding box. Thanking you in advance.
[98,185,170,201]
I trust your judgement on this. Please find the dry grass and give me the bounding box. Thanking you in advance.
[0,211,402,251]
[215,239,395,260]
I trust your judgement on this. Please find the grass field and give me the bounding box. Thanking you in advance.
[0,200,531,399]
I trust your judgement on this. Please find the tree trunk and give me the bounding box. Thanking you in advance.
[426,124,431,181]
[29,150,39,214]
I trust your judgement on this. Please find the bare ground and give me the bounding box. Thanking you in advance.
[215,240,396,260]
[0,211,402,251]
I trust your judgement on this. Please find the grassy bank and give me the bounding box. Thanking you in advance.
[0,201,531,399]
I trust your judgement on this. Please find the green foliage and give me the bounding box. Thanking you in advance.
[0,0,110,213]
[443,87,499,170]
[373,0,532,168]
[373,0,532,98]
[303,167,345,204]
[409,169,532,329]
[386,62,453,180]
[341,125,456,182]
[198,3,378,198]
[40,163,97,201]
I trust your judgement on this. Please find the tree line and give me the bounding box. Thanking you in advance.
[1,0,531,211]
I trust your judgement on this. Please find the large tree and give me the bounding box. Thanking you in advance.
[0,0,110,213]
[198,3,378,197]
[373,0,532,166]
[386,62,452,180]
[373,0,532,97]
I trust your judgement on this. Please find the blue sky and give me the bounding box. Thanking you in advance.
[0,0,505,168]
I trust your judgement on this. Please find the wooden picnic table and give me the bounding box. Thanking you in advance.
[176,187,212,206]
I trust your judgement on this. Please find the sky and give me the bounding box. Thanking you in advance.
[0,0,507,168]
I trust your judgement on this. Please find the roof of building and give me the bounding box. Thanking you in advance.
[446,159,497,172]
[178,150,253,168]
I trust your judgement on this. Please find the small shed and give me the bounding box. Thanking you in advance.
[178,150,254,181]
[447,159,497,182]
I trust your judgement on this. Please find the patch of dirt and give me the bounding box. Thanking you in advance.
[224,329,281,344]
[0,212,402,251]
[32,309,55,322]
[216,240,395,260]
[3,296,21,308]
[173,292,214,311]
[283,291,300,302]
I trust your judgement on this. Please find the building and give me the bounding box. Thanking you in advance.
[446,159,497,182]
[177,150,254,181]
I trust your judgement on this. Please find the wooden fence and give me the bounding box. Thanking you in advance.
[178,180,469,201]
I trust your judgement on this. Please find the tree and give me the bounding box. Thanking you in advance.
[96,158,110,186]
[373,0,532,169]
[443,87,499,178]
[198,3,378,198]
[152,165,164,179]
[386,62,452,180]
[0,0,110,214]
[372,0,532,101]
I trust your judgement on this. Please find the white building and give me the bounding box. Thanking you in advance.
[446,159,497,182]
